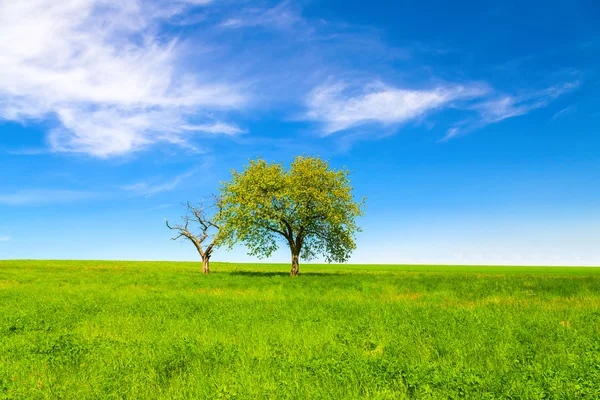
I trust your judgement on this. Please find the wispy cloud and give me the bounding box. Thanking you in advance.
[476,83,577,123]
[182,122,245,135]
[306,81,488,134]
[443,127,460,141]
[306,79,578,143]
[122,169,198,197]
[0,189,100,205]
[440,82,578,141]
[0,0,246,157]
[0,236,10,242]
[219,1,300,30]
[551,105,576,121]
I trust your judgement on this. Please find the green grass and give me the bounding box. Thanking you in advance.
[1,260,600,399]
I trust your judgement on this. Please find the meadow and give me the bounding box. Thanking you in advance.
[1,260,599,399]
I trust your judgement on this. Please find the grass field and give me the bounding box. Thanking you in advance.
[1,260,600,399]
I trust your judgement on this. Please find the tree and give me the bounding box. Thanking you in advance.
[217,155,365,276]
[165,198,222,274]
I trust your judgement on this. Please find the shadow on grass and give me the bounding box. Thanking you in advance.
[226,270,347,278]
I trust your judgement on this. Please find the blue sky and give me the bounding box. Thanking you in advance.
[1,0,599,265]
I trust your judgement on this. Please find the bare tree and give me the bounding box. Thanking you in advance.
[165,197,222,274]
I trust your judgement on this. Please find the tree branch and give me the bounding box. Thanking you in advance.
[165,198,222,260]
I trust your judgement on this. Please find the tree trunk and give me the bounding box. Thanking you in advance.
[290,252,299,276]
[202,255,210,274]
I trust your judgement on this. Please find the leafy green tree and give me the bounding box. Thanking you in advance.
[217,156,365,276]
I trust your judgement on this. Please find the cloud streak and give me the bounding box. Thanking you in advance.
[219,1,300,30]
[551,106,576,121]
[306,81,487,135]
[122,170,196,197]
[441,82,578,140]
[475,83,577,124]
[0,0,246,157]
[304,78,576,142]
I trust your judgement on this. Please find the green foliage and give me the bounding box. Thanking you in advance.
[217,156,365,265]
[1,260,600,398]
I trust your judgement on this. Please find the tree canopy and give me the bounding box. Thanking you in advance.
[216,155,365,276]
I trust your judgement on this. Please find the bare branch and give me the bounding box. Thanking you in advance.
[165,197,222,271]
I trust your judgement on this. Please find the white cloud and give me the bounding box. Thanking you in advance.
[0,0,245,157]
[0,236,10,242]
[182,122,245,135]
[219,1,300,30]
[306,81,487,134]
[122,169,198,196]
[441,82,578,141]
[0,190,100,205]
[479,83,578,123]
[474,94,548,124]
[551,105,575,121]
[444,127,460,140]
